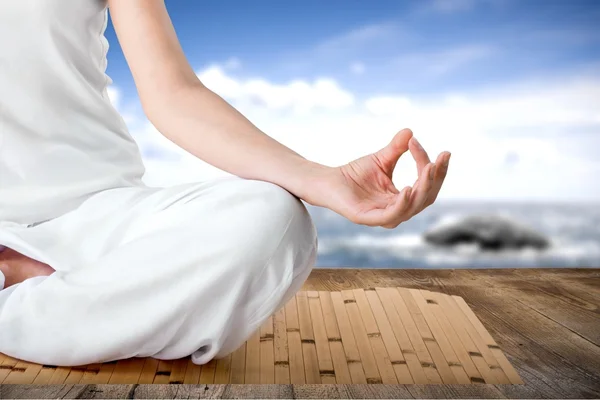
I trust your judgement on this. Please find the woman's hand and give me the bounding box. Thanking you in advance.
[306,129,450,228]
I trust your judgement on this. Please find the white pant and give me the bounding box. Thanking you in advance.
[0,176,318,366]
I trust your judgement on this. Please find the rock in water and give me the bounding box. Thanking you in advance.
[424,214,550,251]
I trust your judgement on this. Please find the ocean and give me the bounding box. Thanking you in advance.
[306,201,600,269]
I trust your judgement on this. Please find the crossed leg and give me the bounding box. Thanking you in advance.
[0,246,56,289]
[0,177,318,366]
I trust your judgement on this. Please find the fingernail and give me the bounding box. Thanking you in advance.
[429,164,436,180]
[405,188,412,199]
[412,137,423,150]
[444,153,451,168]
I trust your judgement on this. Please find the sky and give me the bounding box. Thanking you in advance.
[104,0,600,202]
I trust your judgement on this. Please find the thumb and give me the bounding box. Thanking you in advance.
[375,128,413,173]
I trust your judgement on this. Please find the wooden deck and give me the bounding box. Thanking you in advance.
[1,268,599,399]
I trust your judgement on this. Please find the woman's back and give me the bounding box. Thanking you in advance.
[0,0,146,225]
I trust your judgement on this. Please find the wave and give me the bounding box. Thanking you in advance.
[317,232,600,268]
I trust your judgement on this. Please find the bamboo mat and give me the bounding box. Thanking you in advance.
[0,287,522,385]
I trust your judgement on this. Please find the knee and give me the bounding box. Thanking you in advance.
[241,180,318,273]
[248,180,305,222]
[242,179,314,232]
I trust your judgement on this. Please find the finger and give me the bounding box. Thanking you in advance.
[375,128,413,174]
[422,152,451,211]
[409,137,431,176]
[357,186,412,228]
[381,186,413,228]
[405,163,436,218]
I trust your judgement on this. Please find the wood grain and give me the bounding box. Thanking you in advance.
[2,268,598,399]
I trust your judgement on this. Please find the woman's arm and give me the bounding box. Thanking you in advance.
[107,0,450,228]
[108,0,327,204]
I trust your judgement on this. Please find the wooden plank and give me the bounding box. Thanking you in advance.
[448,278,599,397]
[0,384,85,399]
[302,268,600,293]
[2,361,42,384]
[167,358,188,384]
[47,366,73,384]
[407,384,506,398]
[307,291,336,384]
[410,289,471,384]
[453,294,524,384]
[229,342,246,384]
[0,290,521,386]
[395,287,453,384]
[129,384,176,398]
[431,290,511,384]
[340,290,381,384]
[183,357,202,384]
[5,268,599,399]
[421,289,486,383]
[137,358,159,384]
[330,291,367,384]
[214,354,232,384]
[76,363,101,384]
[176,384,227,398]
[0,352,9,364]
[480,268,600,314]
[32,366,59,384]
[86,363,116,384]
[151,360,172,384]
[285,294,306,384]
[391,287,447,384]
[296,291,321,383]
[375,288,429,384]
[63,367,86,384]
[273,306,291,384]
[476,271,600,345]
[352,288,398,384]
[259,316,275,384]
[0,353,18,384]
[333,384,414,399]
[365,289,413,384]
[221,384,294,399]
[21,363,43,385]
[244,328,260,384]
[108,358,146,384]
[199,358,217,384]
[319,291,353,384]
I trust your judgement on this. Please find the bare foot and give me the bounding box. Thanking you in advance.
[0,247,56,288]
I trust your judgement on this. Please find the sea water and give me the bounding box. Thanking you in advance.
[307,201,600,268]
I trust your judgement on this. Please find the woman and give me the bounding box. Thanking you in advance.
[0,0,450,366]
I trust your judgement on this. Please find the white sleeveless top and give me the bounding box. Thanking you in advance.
[0,0,147,225]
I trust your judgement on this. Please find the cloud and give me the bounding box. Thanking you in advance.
[360,76,600,200]
[366,77,600,131]
[394,45,494,78]
[365,96,411,115]
[117,63,600,201]
[313,23,399,55]
[106,86,120,108]
[427,0,478,13]
[272,22,409,76]
[196,65,355,114]
[418,0,512,14]
[223,57,241,70]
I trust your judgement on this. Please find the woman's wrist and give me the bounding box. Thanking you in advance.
[275,155,335,207]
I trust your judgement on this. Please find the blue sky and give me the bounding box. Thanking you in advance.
[106,0,599,98]
[105,0,600,201]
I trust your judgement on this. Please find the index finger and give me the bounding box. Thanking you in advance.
[408,137,431,176]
